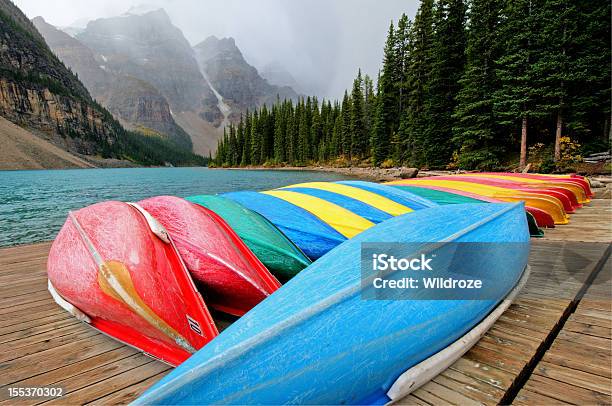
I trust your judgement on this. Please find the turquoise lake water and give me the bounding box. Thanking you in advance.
[0,167,354,247]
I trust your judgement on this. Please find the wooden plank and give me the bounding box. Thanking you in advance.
[521,374,611,405]
[42,361,170,405]
[0,328,100,363]
[513,388,572,405]
[543,339,611,378]
[85,370,170,405]
[1,347,137,392]
[0,324,86,351]
[555,329,611,350]
[1,335,124,385]
[533,361,611,394]
[415,380,482,406]
[0,318,79,345]
[562,319,612,339]
[438,369,505,404]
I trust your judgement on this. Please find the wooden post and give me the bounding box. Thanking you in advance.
[520,116,528,170]
[554,112,562,162]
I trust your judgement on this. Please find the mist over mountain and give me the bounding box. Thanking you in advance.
[0,0,204,169]
[32,15,193,150]
[194,36,299,121]
[13,0,417,99]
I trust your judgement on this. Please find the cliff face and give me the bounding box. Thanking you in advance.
[32,16,192,150]
[105,75,190,144]
[194,36,299,121]
[0,0,119,156]
[31,16,109,96]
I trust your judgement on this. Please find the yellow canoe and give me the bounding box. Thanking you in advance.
[279,182,413,216]
[460,174,589,204]
[388,179,569,225]
[262,190,374,238]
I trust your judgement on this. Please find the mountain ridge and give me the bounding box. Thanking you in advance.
[0,0,205,168]
[32,15,193,150]
[194,35,299,122]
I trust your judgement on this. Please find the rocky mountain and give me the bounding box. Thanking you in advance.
[75,9,222,154]
[32,16,192,150]
[194,36,299,122]
[0,0,204,168]
[0,0,117,156]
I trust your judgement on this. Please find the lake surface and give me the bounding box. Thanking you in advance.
[0,167,354,247]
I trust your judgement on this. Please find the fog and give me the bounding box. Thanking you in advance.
[14,0,418,99]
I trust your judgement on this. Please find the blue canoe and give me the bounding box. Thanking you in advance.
[281,186,392,223]
[336,180,438,210]
[223,191,345,259]
[135,203,530,405]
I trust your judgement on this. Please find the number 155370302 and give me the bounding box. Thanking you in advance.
[7,387,64,398]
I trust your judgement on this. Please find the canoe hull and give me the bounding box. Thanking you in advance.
[186,195,311,280]
[138,196,280,316]
[135,203,530,404]
[47,201,217,366]
[389,179,569,224]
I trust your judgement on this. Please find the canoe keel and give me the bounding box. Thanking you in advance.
[385,264,531,403]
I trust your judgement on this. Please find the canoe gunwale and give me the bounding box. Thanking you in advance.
[385,264,531,403]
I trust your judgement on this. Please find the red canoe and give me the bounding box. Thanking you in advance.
[47,201,218,366]
[480,173,593,198]
[138,196,281,317]
[402,184,556,228]
[430,176,580,212]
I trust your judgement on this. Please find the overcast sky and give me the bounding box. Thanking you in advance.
[14,0,418,99]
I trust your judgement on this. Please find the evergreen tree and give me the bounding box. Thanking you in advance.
[371,22,399,165]
[395,14,412,119]
[350,70,368,158]
[423,0,466,167]
[402,0,434,166]
[228,124,238,166]
[311,97,322,159]
[273,103,286,162]
[452,0,503,169]
[240,113,251,165]
[565,0,611,145]
[493,0,546,169]
[341,91,352,158]
[250,110,261,165]
[363,74,376,140]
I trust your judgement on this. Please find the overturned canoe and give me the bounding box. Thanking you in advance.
[186,194,311,280]
[224,191,346,259]
[135,202,530,405]
[421,175,580,213]
[389,178,569,225]
[47,201,218,366]
[516,173,593,198]
[464,173,590,203]
[336,180,439,210]
[392,183,556,228]
[138,196,280,316]
[393,185,544,237]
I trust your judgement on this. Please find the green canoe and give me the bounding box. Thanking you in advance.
[186,195,312,280]
[392,185,544,237]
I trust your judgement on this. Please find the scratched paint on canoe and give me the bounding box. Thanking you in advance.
[135,203,530,405]
[186,195,311,279]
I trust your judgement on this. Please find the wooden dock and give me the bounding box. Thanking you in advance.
[0,199,610,405]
